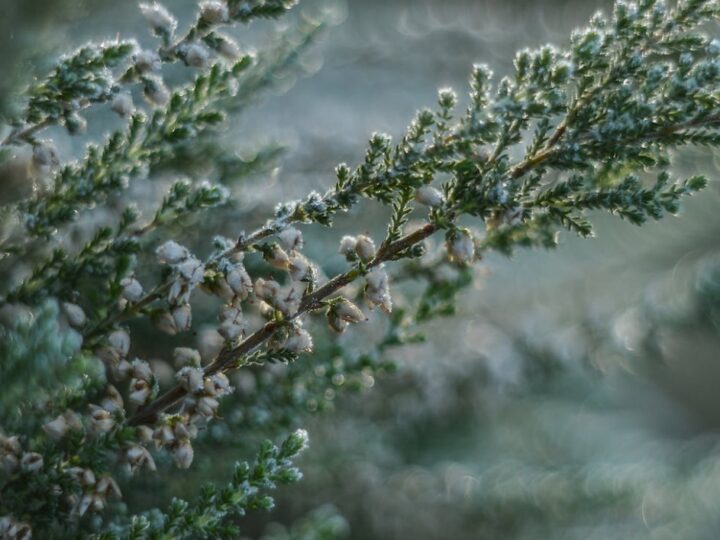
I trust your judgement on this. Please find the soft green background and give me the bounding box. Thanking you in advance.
[3,0,720,538]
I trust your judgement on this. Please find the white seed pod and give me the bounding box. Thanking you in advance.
[172,304,192,332]
[335,298,367,323]
[172,440,194,469]
[338,235,357,256]
[176,366,205,393]
[173,347,202,369]
[284,327,313,353]
[111,92,134,117]
[415,185,444,207]
[108,329,131,357]
[185,43,210,68]
[139,2,177,34]
[278,227,304,251]
[265,244,290,270]
[32,140,60,168]
[446,229,475,264]
[21,452,44,473]
[128,379,152,406]
[62,302,87,328]
[120,277,144,302]
[156,240,189,264]
[288,252,310,281]
[226,265,253,299]
[134,49,161,72]
[355,234,376,262]
[199,0,228,23]
[43,415,69,441]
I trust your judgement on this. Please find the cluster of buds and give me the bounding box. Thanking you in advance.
[446,229,476,264]
[150,415,199,469]
[128,359,155,406]
[274,322,314,354]
[255,278,304,318]
[0,516,31,540]
[65,467,121,517]
[155,240,205,334]
[338,233,377,263]
[326,297,368,333]
[364,266,392,313]
[177,367,233,424]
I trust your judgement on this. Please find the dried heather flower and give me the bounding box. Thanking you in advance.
[120,277,144,302]
[226,264,253,299]
[446,229,475,264]
[176,367,205,393]
[365,267,392,313]
[278,226,304,251]
[32,140,59,168]
[108,329,130,357]
[265,244,290,270]
[335,298,367,323]
[139,2,177,35]
[125,445,156,473]
[134,49,161,72]
[62,302,86,328]
[128,379,152,406]
[355,234,376,261]
[111,92,134,117]
[284,327,313,353]
[43,415,69,441]
[185,43,210,68]
[88,405,115,434]
[415,185,444,207]
[20,452,44,473]
[200,0,228,23]
[173,347,202,369]
[172,440,194,469]
[172,304,192,332]
[288,252,310,281]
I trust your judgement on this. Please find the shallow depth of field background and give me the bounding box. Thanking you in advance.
[3,0,720,538]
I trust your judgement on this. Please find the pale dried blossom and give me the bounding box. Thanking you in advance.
[101,385,125,412]
[125,445,156,474]
[153,310,178,335]
[225,264,253,299]
[338,235,357,257]
[111,92,134,117]
[32,140,59,168]
[288,252,311,281]
[355,234,376,262]
[134,49,161,72]
[43,415,69,441]
[172,439,194,469]
[265,244,290,270]
[278,226,304,251]
[176,366,205,393]
[284,326,313,353]
[365,267,392,313]
[199,0,228,23]
[185,43,210,68]
[172,304,192,332]
[156,240,189,264]
[120,277,144,302]
[128,378,152,406]
[143,75,170,106]
[140,2,177,34]
[20,452,43,473]
[108,329,130,357]
[446,229,475,264]
[62,302,86,328]
[88,405,115,434]
[415,185,444,207]
[173,347,202,369]
[0,516,32,540]
[335,298,367,323]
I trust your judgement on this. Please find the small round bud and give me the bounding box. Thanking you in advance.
[355,234,376,262]
[446,229,475,264]
[199,0,228,23]
[414,185,444,207]
[111,93,134,117]
[62,302,87,328]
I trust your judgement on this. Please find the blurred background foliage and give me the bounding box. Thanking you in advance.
[3,0,720,538]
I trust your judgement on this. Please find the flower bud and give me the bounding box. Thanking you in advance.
[200,0,228,23]
[134,49,161,72]
[177,257,205,285]
[210,373,232,396]
[136,425,154,444]
[126,444,156,473]
[219,320,243,341]
[176,367,205,393]
[20,452,44,473]
[335,298,367,323]
[129,379,152,406]
[446,229,475,264]
[62,302,86,328]
[278,227,304,251]
[338,235,357,256]
[108,329,130,357]
[284,327,313,353]
[254,278,280,302]
[355,234,376,261]
[111,93,134,117]
[101,386,124,413]
[153,310,178,335]
[140,2,177,35]
[173,347,202,369]
[265,245,290,270]
[196,396,220,417]
[43,415,69,441]
[185,43,210,68]
[326,310,348,333]
[365,267,392,313]
[415,185,444,207]
[288,252,310,281]
[120,277,144,302]
[226,265,253,299]
[88,405,115,434]
[32,140,60,168]
[173,440,194,469]
[172,304,192,332]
